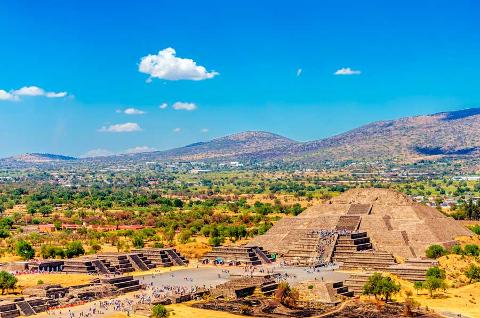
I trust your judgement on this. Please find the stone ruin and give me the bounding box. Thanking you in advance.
[201,246,274,265]
[210,275,278,299]
[248,188,467,280]
[0,276,143,317]
[131,248,189,266]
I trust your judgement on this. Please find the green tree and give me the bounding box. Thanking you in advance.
[425,245,446,259]
[0,271,17,294]
[151,304,169,318]
[363,273,401,302]
[15,240,35,260]
[132,235,145,248]
[413,281,423,295]
[65,241,85,258]
[465,264,480,283]
[426,266,446,279]
[423,276,447,297]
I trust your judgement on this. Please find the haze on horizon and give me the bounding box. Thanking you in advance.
[0,0,479,158]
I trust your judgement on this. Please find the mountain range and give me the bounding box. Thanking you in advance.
[3,108,480,166]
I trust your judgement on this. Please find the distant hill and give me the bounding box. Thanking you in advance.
[3,107,480,166]
[4,153,77,164]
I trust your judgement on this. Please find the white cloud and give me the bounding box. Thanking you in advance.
[0,85,68,101]
[13,86,68,98]
[173,127,181,133]
[123,107,145,115]
[13,86,45,96]
[296,68,302,76]
[124,146,156,154]
[172,102,197,111]
[139,47,219,81]
[99,122,142,133]
[159,103,168,109]
[46,91,68,98]
[0,90,18,101]
[83,148,115,158]
[201,128,209,133]
[334,67,361,75]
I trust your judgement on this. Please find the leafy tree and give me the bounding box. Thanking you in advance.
[15,240,35,260]
[0,271,17,294]
[425,245,446,259]
[423,276,447,297]
[0,217,13,229]
[0,229,10,239]
[132,235,145,248]
[465,264,480,283]
[451,244,463,255]
[413,281,423,295]
[151,304,169,318]
[65,241,85,258]
[426,266,446,279]
[363,273,401,302]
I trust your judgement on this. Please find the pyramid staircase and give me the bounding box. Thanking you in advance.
[332,281,354,298]
[283,231,336,266]
[201,246,273,265]
[332,232,396,270]
[344,272,373,295]
[132,248,189,267]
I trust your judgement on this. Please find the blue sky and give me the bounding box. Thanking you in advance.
[0,0,479,157]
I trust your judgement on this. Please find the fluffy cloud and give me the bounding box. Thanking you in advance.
[123,107,145,115]
[99,122,142,133]
[0,85,68,101]
[173,127,181,133]
[139,47,219,81]
[124,146,156,154]
[334,67,361,75]
[83,148,115,158]
[0,90,18,101]
[172,102,197,111]
[159,103,168,109]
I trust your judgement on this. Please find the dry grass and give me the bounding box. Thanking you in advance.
[375,273,480,318]
[16,273,92,289]
[166,303,247,318]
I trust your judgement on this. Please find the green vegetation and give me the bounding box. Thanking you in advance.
[425,245,446,259]
[15,240,35,260]
[465,264,480,283]
[151,304,169,318]
[362,273,401,302]
[0,271,17,294]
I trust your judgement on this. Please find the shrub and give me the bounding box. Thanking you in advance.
[464,244,480,256]
[65,241,85,258]
[15,240,35,260]
[465,264,480,283]
[470,225,480,235]
[451,244,463,255]
[426,266,446,279]
[132,235,145,248]
[153,242,164,248]
[37,280,44,285]
[151,304,169,318]
[425,244,446,259]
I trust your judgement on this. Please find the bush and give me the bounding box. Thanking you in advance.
[153,242,164,248]
[208,236,223,247]
[464,244,480,256]
[451,244,463,255]
[65,241,85,258]
[470,225,480,235]
[37,280,44,285]
[426,266,446,279]
[132,235,145,248]
[425,244,446,259]
[15,240,35,260]
[40,245,65,259]
[465,264,480,283]
[151,304,169,318]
